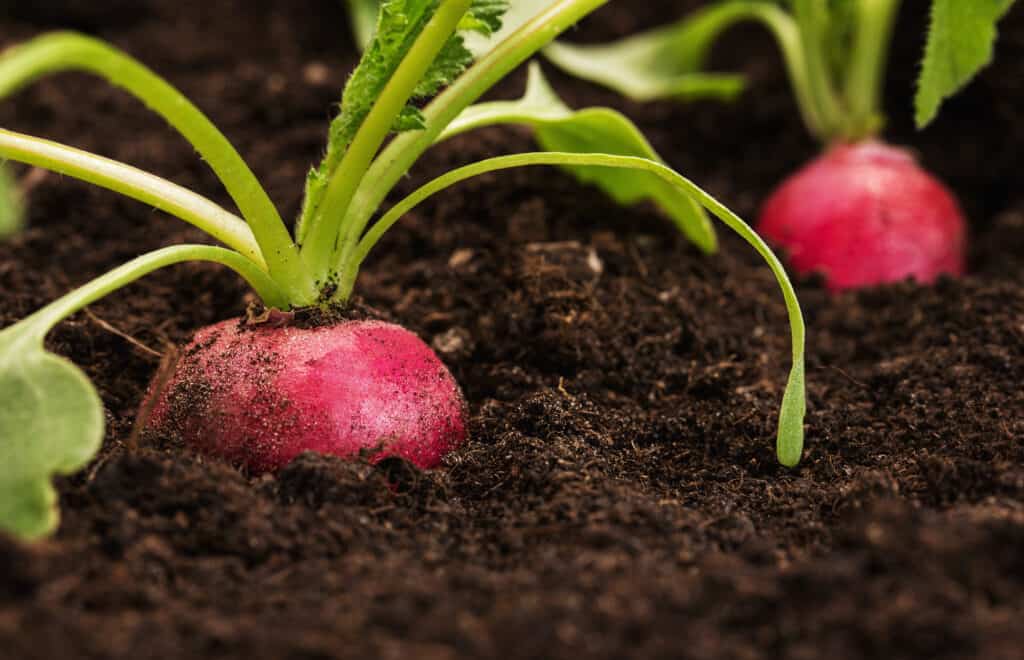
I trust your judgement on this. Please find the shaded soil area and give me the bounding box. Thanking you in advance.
[2,1,1024,658]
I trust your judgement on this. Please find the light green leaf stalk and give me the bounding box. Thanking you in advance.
[441,62,716,252]
[0,164,23,237]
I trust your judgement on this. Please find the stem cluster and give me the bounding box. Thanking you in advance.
[674,0,902,143]
[787,0,902,143]
[0,0,612,309]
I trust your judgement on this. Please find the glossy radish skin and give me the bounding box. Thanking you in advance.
[143,318,466,472]
[756,140,966,292]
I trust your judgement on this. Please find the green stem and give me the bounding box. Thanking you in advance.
[791,0,845,141]
[301,0,473,281]
[670,1,827,141]
[0,163,23,237]
[0,32,315,303]
[342,151,806,466]
[0,128,265,267]
[16,245,288,340]
[843,0,901,139]
[331,0,610,278]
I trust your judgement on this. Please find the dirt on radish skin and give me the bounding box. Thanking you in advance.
[756,140,967,292]
[142,317,467,472]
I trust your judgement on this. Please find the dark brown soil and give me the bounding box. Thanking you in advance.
[2,1,1024,658]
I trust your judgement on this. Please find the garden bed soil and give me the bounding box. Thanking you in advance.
[2,1,1024,658]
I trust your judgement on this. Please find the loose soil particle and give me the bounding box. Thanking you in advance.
[2,1,1024,658]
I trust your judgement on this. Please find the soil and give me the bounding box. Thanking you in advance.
[2,1,1024,658]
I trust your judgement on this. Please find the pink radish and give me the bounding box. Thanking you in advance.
[756,141,967,292]
[539,1,1015,292]
[143,318,466,472]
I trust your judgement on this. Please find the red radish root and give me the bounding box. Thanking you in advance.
[757,141,967,292]
[144,318,466,472]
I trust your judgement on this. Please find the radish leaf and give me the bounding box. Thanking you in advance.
[300,0,508,243]
[0,321,103,540]
[463,0,552,56]
[0,243,296,539]
[347,0,517,55]
[915,0,1016,128]
[541,6,749,102]
[345,0,381,48]
[441,63,716,252]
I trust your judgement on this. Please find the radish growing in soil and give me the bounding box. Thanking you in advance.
[543,0,1016,291]
[0,0,807,540]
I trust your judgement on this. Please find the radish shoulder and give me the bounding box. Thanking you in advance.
[757,141,967,292]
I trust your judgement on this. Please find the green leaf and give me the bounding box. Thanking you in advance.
[538,2,835,139]
[915,0,1016,128]
[441,62,716,252]
[334,0,507,149]
[0,243,294,540]
[345,0,381,48]
[0,321,103,540]
[300,0,508,242]
[541,7,747,103]
[352,151,806,466]
[328,0,441,167]
[462,0,550,56]
[348,0,513,54]
[0,164,24,238]
[327,0,613,285]
[460,0,507,37]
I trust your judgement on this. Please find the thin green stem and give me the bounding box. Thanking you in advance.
[0,32,315,303]
[670,1,826,140]
[791,0,845,140]
[0,128,265,267]
[332,0,610,278]
[15,245,288,340]
[843,0,901,139]
[301,0,472,281]
[343,151,806,465]
[0,163,23,237]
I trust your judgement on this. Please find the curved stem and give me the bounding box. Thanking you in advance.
[0,128,265,267]
[342,151,807,466]
[18,245,288,339]
[0,32,315,302]
[671,1,827,141]
[301,0,472,280]
[332,0,610,277]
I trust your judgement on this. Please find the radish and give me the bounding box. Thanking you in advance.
[757,140,966,292]
[0,0,810,539]
[144,318,466,471]
[543,0,1015,290]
